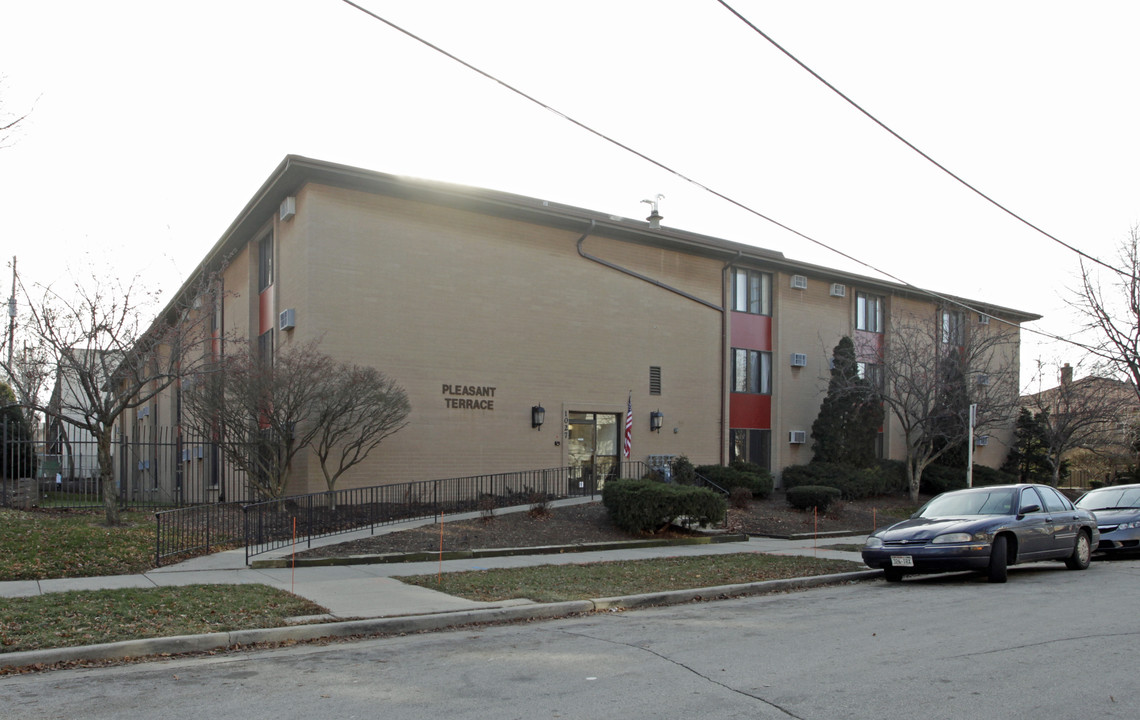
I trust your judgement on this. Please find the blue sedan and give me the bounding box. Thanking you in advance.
[862,484,1099,583]
[1075,483,1140,554]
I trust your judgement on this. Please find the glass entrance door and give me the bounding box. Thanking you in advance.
[566,412,620,491]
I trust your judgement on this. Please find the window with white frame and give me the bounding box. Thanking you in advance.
[732,268,772,316]
[942,309,965,345]
[857,361,884,391]
[856,292,884,333]
[732,348,771,394]
[258,234,273,292]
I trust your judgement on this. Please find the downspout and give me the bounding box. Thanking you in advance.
[721,251,742,465]
[575,221,722,312]
[576,220,733,463]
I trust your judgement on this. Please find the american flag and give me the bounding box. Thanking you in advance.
[623,391,633,459]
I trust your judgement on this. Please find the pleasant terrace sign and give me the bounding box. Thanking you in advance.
[441,383,496,410]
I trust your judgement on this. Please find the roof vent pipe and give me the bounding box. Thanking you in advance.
[642,194,664,229]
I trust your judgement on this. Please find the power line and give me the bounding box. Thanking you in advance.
[335,0,1094,355]
[715,0,1123,278]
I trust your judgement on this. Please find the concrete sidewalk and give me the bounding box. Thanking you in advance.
[0,502,877,668]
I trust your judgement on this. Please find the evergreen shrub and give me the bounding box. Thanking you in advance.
[786,485,843,512]
[919,464,966,495]
[970,464,1017,488]
[602,478,726,533]
[696,464,773,498]
[671,455,697,486]
[781,462,902,500]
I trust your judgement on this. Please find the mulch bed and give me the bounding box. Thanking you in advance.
[292,492,924,559]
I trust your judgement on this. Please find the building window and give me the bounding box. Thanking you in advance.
[856,292,884,333]
[857,362,884,391]
[732,268,772,316]
[649,366,662,395]
[258,234,274,292]
[731,429,771,470]
[942,309,965,345]
[733,348,771,394]
[258,329,274,367]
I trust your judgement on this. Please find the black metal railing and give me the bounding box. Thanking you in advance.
[240,462,650,563]
[154,501,246,566]
[1,425,257,510]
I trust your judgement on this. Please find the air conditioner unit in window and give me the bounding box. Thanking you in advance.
[976,435,990,447]
[279,308,296,332]
[790,353,808,367]
[280,196,296,222]
[790,275,807,290]
[789,430,807,444]
[830,283,847,298]
[180,449,189,462]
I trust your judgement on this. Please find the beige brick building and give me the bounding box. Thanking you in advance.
[122,156,1039,500]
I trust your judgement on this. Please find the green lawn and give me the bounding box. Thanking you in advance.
[0,508,865,659]
[402,553,864,603]
[0,508,156,581]
[0,585,325,654]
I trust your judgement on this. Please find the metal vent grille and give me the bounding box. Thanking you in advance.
[650,366,662,395]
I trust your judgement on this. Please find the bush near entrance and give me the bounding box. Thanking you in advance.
[696,463,773,498]
[785,485,843,513]
[602,479,726,534]
[781,462,904,500]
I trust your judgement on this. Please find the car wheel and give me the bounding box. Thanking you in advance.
[1065,531,1091,570]
[987,535,1008,583]
[883,567,903,583]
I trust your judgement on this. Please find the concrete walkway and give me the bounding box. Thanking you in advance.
[0,501,877,668]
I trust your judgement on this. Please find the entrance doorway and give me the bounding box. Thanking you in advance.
[566,412,620,490]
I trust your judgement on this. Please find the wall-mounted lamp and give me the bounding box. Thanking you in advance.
[531,404,546,429]
[650,410,664,433]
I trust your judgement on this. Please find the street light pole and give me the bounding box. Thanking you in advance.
[967,403,977,487]
[7,256,15,373]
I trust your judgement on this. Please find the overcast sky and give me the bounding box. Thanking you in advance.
[2,1,1137,389]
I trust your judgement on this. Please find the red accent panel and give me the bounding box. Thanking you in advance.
[259,287,275,335]
[729,393,771,429]
[730,312,771,350]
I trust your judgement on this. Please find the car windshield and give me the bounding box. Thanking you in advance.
[918,489,1015,517]
[1075,487,1140,511]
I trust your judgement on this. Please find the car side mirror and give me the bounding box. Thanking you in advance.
[1018,504,1041,516]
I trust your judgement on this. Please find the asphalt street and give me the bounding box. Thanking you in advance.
[3,555,1137,720]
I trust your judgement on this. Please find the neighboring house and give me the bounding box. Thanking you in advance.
[122,156,1040,499]
[46,348,115,481]
[1021,363,1140,487]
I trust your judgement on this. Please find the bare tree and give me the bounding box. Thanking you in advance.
[183,340,332,501]
[1071,226,1140,405]
[312,364,410,505]
[0,77,32,149]
[1023,361,1136,485]
[21,269,214,525]
[184,341,411,503]
[871,309,1020,501]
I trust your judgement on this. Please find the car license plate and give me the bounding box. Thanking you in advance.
[890,556,914,567]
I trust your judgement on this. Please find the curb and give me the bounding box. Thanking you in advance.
[0,570,881,670]
[250,533,751,569]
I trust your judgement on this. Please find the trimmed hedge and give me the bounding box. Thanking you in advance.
[873,460,1019,496]
[786,485,843,512]
[602,478,726,533]
[780,462,904,500]
[695,464,774,498]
